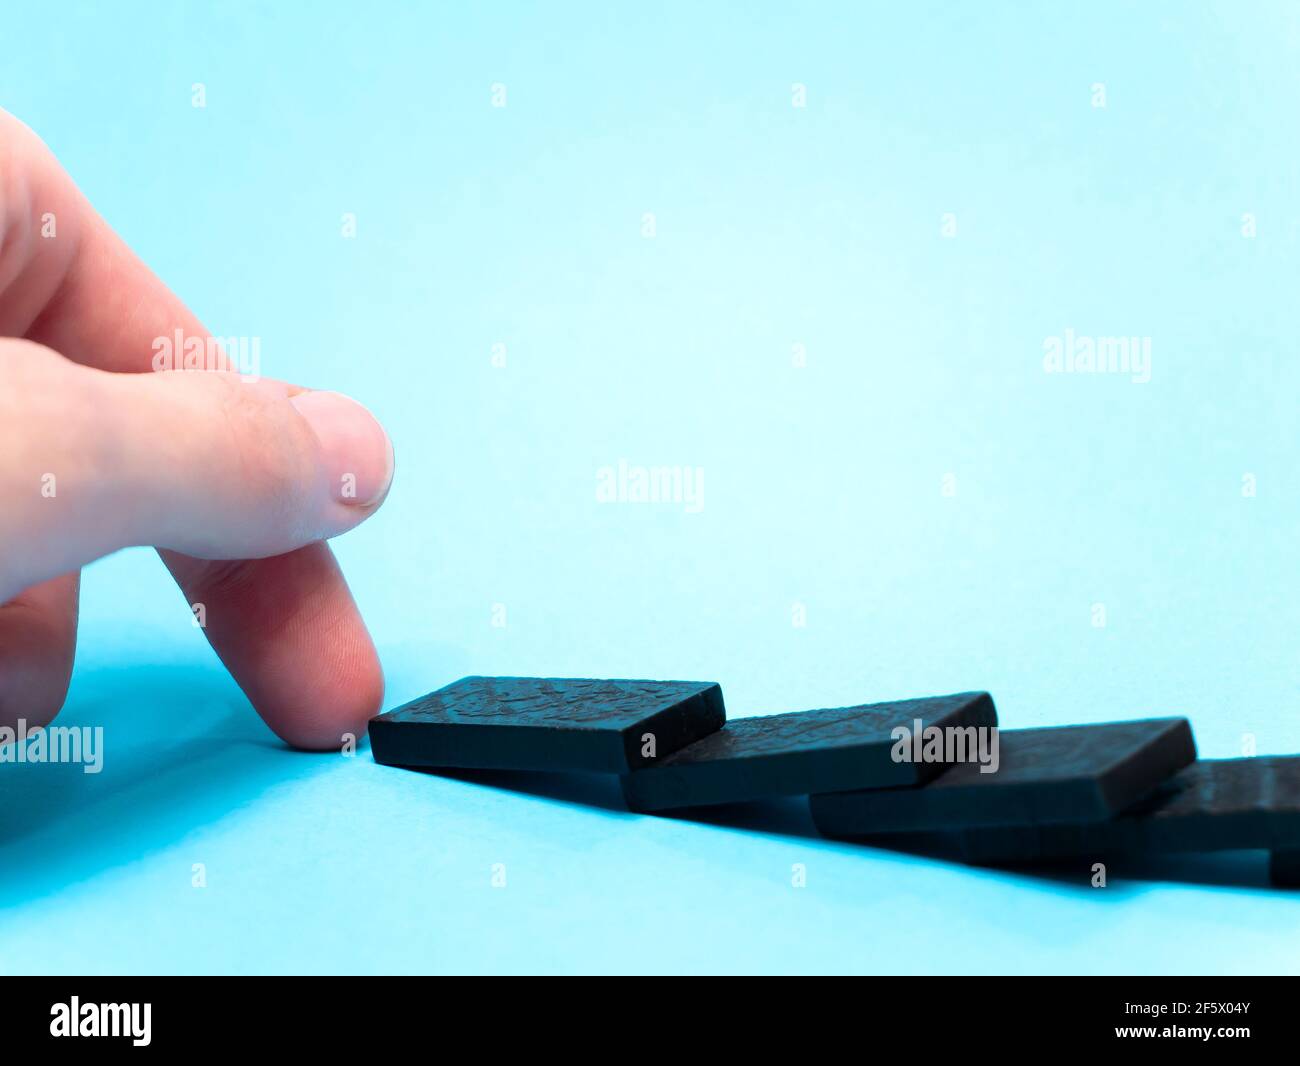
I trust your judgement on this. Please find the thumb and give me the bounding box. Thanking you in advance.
[0,340,395,602]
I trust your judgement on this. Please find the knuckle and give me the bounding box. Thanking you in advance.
[0,342,109,592]
[0,341,90,459]
[0,336,51,382]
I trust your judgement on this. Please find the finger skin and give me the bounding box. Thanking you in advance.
[0,107,206,366]
[0,108,391,747]
[163,548,384,749]
[0,340,391,598]
[0,572,79,730]
[0,339,392,748]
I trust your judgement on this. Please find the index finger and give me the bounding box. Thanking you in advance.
[0,109,386,748]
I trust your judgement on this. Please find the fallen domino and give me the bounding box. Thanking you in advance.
[620,691,997,811]
[369,676,725,774]
[810,718,1196,834]
[372,680,996,809]
[369,679,1297,889]
[836,757,1300,888]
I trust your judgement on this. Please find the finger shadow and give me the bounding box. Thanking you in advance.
[0,662,306,906]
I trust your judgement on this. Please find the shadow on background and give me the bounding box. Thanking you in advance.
[0,663,313,907]
[423,767,1285,896]
[6,669,1286,912]
[427,766,630,813]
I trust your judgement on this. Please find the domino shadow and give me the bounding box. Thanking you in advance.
[676,799,1283,893]
[423,766,631,814]
[431,768,1285,895]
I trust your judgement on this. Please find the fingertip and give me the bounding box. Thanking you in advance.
[0,647,72,731]
[289,390,395,512]
[162,544,385,753]
[260,626,385,751]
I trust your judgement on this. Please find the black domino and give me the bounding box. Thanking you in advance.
[369,676,725,774]
[621,691,997,812]
[873,757,1300,887]
[811,718,1196,834]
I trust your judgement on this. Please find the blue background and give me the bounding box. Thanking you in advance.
[2,1,1298,973]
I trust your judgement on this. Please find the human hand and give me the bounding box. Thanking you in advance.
[0,110,394,749]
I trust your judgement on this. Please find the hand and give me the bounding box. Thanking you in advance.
[0,109,394,749]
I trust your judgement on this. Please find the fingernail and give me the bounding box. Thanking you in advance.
[290,391,395,507]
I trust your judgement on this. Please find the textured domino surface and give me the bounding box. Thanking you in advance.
[621,691,997,812]
[811,717,1196,834]
[369,676,725,774]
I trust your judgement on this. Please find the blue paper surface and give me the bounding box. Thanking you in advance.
[1,1,1298,974]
